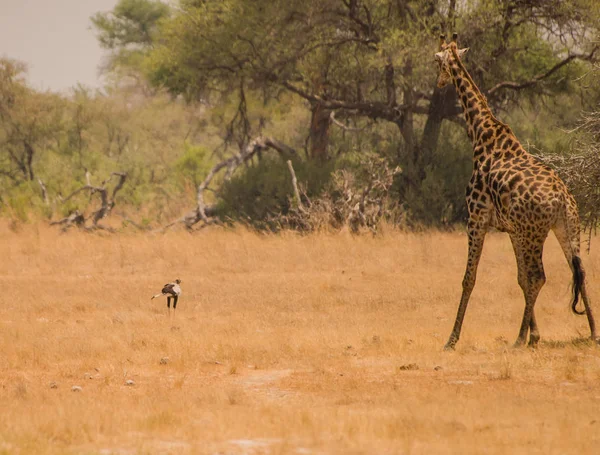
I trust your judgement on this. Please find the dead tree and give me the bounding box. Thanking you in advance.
[51,171,128,231]
[50,210,85,230]
[166,136,296,230]
[37,178,49,205]
[286,160,307,213]
[541,107,600,250]
[278,157,402,233]
[543,144,600,251]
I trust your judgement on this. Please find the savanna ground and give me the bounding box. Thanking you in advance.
[1,224,600,455]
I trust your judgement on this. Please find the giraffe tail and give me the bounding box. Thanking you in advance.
[571,256,586,315]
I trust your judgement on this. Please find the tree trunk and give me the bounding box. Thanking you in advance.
[399,57,418,195]
[420,86,458,167]
[309,102,331,162]
[24,141,35,181]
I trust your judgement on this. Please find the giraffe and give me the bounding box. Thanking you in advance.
[434,33,597,349]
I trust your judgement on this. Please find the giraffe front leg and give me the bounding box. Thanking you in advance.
[528,310,540,347]
[445,220,487,350]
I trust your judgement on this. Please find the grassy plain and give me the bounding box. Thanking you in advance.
[1,223,600,454]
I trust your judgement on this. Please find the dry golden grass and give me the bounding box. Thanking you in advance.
[1,223,600,454]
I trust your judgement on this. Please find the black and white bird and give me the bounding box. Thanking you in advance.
[151,279,182,312]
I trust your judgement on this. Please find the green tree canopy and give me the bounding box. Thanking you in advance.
[144,1,599,162]
[91,0,170,75]
[128,0,596,222]
[0,58,65,183]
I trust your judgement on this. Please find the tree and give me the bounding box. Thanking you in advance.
[88,0,600,227]
[145,0,599,173]
[0,59,64,183]
[543,105,600,248]
[91,0,170,82]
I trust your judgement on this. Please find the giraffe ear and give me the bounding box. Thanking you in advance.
[434,52,444,63]
[458,47,469,58]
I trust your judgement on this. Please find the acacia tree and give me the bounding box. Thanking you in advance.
[543,105,600,247]
[0,59,64,183]
[91,0,170,90]
[146,1,598,169]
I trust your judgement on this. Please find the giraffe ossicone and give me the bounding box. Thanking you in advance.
[435,34,597,349]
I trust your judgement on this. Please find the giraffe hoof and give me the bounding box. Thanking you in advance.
[512,340,526,349]
[528,335,540,348]
[443,343,456,351]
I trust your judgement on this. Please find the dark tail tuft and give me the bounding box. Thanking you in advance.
[571,256,586,315]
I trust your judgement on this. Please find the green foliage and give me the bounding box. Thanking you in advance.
[91,0,169,49]
[132,0,600,227]
[0,58,66,183]
[174,144,212,186]
[91,0,170,76]
[0,58,222,223]
[218,157,334,228]
[404,123,473,226]
[4,183,35,222]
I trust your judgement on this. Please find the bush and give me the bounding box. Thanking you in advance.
[217,156,334,229]
[396,122,472,227]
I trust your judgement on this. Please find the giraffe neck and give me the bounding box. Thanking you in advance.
[448,47,501,145]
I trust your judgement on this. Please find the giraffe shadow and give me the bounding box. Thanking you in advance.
[540,337,599,350]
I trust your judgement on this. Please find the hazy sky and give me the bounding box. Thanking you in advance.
[0,0,119,92]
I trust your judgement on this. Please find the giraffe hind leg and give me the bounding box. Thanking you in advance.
[510,235,540,347]
[513,235,547,347]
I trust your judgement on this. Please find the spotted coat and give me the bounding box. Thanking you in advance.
[434,35,597,349]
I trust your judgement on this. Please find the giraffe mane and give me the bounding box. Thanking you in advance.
[449,45,511,130]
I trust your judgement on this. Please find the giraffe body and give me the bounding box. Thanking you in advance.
[434,34,597,349]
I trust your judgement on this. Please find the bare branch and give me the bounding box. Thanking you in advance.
[49,210,85,231]
[286,160,306,213]
[53,171,127,231]
[109,172,127,201]
[165,136,297,230]
[37,178,49,205]
[488,47,599,95]
[540,108,600,250]
[329,111,368,132]
[276,156,402,233]
[281,81,430,121]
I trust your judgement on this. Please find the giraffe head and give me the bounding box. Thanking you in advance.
[434,33,469,88]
